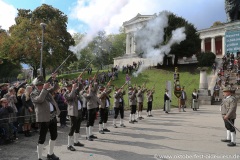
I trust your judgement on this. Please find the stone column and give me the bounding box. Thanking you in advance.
[199,68,208,89]
[133,33,136,54]
[126,34,130,54]
[211,37,216,54]
[222,35,225,56]
[198,67,212,105]
[201,38,205,52]
[131,36,134,54]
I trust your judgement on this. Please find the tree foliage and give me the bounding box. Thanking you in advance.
[2,4,75,78]
[135,12,201,65]
[164,13,201,58]
[196,51,216,67]
[71,30,126,69]
[211,21,224,28]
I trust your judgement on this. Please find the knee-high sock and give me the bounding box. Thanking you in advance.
[48,140,55,155]
[120,118,123,125]
[86,127,89,137]
[74,133,79,143]
[227,130,231,140]
[89,126,93,136]
[231,132,236,143]
[37,144,44,159]
[113,119,116,125]
[129,114,132,121]
[99,124,103,131]
[103,123,106,129]
[133,114,136,120]
[68,136,73,146]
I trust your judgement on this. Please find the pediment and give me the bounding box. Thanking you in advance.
[123,13,156,27]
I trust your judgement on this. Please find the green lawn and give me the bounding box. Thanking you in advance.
[57,65,201,110]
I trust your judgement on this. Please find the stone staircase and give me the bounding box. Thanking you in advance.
[210,58,240,105]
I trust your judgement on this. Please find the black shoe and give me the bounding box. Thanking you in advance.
[129,120,134,124]
[227,142,236,147]
[74,142,84,147]
[89,135,97,139]
[133,120,138,123]
[149,115,153,117]
[221,139,231,143]
[103,128,110,132]
[140,116,144,119]
[47,153,59,160]
[99,130,105,134]
[67,145,76,151]
[120,124,126,127]
[113,124,118,128]
[165,111,168,114]
[86,137,93,141]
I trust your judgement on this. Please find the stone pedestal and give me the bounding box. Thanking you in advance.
[198,67,212,105]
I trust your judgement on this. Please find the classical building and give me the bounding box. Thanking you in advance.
[198,20,240,58]
[114,13,156,68]
[114,13,198,68]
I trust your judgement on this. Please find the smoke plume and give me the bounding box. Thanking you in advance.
[69,0,130,54]
[133,11,186,77]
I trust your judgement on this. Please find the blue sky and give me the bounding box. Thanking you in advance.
[1,0,227,35]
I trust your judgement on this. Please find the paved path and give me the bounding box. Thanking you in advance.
[1,105,240,160]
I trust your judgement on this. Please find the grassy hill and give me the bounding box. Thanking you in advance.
[57,64,201,111]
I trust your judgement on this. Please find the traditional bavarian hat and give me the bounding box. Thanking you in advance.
[32,76,45,86]
[0,83,8,88]
[222,86,232,92]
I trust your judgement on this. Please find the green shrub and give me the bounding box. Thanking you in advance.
[197,52,216,67]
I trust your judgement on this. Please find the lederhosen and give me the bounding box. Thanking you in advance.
[147,94,153,112]
[69,101,83,136]
[38,94,58,144]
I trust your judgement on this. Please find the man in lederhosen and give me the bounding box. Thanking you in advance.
[179,86,187,112]
[146,88,154,116]
[31,76,60,160]
[221,87,237,147]
[113,87,126,128]
[98,85,112,133]
[128,86,138,123]
[64,79,84,152]
[136,85,146,119]
[83,79,101,141]
[163,89,171,114]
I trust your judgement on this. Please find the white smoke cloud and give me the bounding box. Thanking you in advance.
[133,12,186,77]
[69,0,130,53]
[0,0,17,30]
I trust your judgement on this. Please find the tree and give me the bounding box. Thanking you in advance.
[3,4,75,78]
[164,13,201,64]
[196,51,216,67]
[107,32,126,62]
[135,12,201,65]
[0,27,22,79]
[211,21,224,28]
